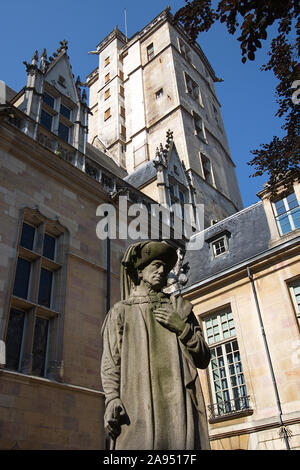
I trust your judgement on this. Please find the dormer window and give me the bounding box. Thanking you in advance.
[40,109,53,131]
[58,121,70,143]
[206,230,231,258]
[273,191,300,236]
[211,237,228,257]
[43,92,55,108]
[60,103,71,120]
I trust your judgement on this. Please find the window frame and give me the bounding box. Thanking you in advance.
[211,236,229,258]
[289,279,300,328]
[4,208,67,380]
[202,307,252,422]
[147,43,154,61]
[272,191,300,236]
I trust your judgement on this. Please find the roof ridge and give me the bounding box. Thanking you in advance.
[190,200,263,239]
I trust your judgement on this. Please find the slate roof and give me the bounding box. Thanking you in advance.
[183,201,272,289]
[124,160,157,188]
[85,142,127,179]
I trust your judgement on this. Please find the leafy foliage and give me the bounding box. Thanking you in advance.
[174,1,300,190]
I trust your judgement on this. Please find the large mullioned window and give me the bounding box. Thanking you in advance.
[273,191,300,236]
[5,210,67,380]
[203,308,251,420]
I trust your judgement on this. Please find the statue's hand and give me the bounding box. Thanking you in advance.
[153,295,186,335]
[104,398,127,440]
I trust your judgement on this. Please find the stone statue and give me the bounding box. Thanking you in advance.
[101,241,211,450]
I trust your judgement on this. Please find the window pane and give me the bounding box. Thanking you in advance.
[13,258,31,299]
[5,309,25,371]
[32,317,49,377]
[274,199,286,216]
[278,214,292,235]
[38,269,53,308]
[58,121,69,143]
[40,110,53,131]
[60,103,71,120]
[43,93,55,108]
[291,207,300,229]
[43,234,56,260]
[286,192,298,210]
[20,223,35,250]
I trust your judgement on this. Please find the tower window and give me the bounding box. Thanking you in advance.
[155,88,163,99]
[194,112,205,140]
[104,108,111,121]
[105,89,110,100]
[200,153,214,186]
[105,73,110,84]
[121,125,126,139]
[105,56,110,67]
[120,106,125,118]
[120,86,125,97]
[178,37,192,62]
[147,43,154,61]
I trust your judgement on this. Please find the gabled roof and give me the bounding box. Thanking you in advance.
[44,42,80,103]
[183,201,272,289]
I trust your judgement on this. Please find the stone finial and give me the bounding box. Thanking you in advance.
[40,48,48,72]
[59,39,68,51]
[82,88,87,103]
[31,50,38,66]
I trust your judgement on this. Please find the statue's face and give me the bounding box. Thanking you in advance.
[139,259,166,291]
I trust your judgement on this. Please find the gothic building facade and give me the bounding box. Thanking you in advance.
[0,7,299,450]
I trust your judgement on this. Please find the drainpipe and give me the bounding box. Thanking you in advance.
[106,235,111,313]
[247,267,291,450]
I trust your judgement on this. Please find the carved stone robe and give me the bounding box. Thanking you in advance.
[101,290,211,450]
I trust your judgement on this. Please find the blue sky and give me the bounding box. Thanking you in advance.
[0,0,285,208]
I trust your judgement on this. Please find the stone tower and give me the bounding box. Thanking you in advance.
[87,7,243,226]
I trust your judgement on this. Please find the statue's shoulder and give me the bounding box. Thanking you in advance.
[110,300,127,315]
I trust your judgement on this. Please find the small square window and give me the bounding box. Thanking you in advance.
[155,88,163,99]
[211,237,228,257]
